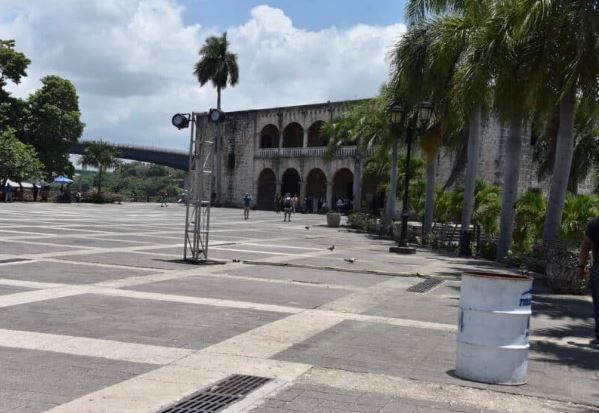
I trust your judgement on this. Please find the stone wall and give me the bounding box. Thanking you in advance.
[199,99,591,209]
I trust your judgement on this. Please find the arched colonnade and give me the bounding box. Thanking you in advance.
[259,121,328,149]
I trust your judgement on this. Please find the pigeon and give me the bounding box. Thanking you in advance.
[344,258,356,264]
[327,245,335,251]
[305,226,310,230]
[232,259,241,263]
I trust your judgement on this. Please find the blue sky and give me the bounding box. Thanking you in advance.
[179,0,408,31]
[0,1,407,149]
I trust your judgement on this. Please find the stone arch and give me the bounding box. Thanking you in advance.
[282,122,303,148]
[257,168,277,210]
[281,168,301,197]
[307,121,327,147]
[332,168,354,205]
[306,168,327,199]
[260,124,279,148]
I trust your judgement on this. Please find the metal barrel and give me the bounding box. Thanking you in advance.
[456,271,533,385]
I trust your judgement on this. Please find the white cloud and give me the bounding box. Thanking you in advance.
[0,1,405,150]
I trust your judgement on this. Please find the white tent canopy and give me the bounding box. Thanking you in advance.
[5,179,34,188]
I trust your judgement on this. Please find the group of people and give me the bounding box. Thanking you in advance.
[1,182,52,202]
[273,194,327,214]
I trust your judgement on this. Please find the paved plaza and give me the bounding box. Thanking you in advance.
[0,203,597,413]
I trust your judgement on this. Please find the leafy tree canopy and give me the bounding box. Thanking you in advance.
[0,39,30,98]
[0,128,44,184]
[25,75,85,176]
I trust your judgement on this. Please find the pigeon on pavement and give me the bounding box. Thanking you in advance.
[327,245,335,251]
[344,258,356,263]
[305,226,310,230]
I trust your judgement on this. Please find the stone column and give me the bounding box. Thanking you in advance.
[277,180,282,197]
[278,130,283,149]
[326,181,333,213]
[352,157,362,212]
[300,178,306,208]
[303,129,308,148]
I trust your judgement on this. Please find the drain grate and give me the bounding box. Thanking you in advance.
[406,278,443,293]
[158,374,271,413]
[0,258,30,264]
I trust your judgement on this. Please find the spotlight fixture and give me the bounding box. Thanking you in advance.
[208,108,225,123]
[171,113,190,129]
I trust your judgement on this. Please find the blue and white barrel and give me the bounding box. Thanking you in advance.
[456,271,533,385]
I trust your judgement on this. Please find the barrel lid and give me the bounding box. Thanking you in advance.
[462,271,533,281]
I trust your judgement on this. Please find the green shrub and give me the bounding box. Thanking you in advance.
[347,212,378,231]
[84,192,122,204]
[513,190,546,253]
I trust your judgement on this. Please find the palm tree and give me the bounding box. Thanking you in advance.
[397,1,492,253]
[78,140,121,195]
[193,32,239,110]
[193,32,239,206]
[518,1,599,247]
[321,92,397,226]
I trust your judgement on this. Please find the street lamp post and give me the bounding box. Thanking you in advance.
[390,101,433,254]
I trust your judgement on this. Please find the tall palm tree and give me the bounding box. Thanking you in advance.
[194,32,239,206]
[517,1,599,247]
[78,140,121,195]
[321,91,397,227]
[193,32,239,110]
[478,1,536,261]
[397,1,492,252]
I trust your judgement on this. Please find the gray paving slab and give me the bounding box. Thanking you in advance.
[0,346,155,413]
[28,237,147,249]
[55,251,197,270]
[250,382,496,413]
[0,241,84,255]
[0,285,32,295]
[217,265,390,288]
[0,260,156,284]
[274,320,599,407]
[124,275,351,308]
[0,293,284,349]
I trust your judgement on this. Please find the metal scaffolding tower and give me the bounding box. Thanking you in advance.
[183,113,214,262]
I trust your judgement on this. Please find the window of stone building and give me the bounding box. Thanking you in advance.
[282,122,303,148]
[260,124,280,148]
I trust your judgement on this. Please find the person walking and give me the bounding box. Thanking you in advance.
[579,216,599,345]
[292,195,298,213]
[242,193,252,220]
[274,194,281,213]
[160,190,168,207]
[3,182,12,202]
[32,184,38,201]
[283,193,293,222]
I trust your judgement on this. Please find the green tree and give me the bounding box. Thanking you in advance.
[78,140,121,195]
[517,1,599,247]
[25,75,85,176]
[321,94,400,226]
[513,190,547,253]
[0,39,30,134]
[193,32,239,206]
[193,32,239,110]
[0,128,44,184]
[560,193,599,242]
[399,1,492,254]
[0,39,30,97]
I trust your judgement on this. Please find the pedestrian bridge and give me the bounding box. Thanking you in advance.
[70,142,188,170]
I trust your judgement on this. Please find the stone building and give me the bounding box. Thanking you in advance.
[203,99,578,210]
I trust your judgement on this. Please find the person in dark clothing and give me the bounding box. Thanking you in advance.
[242,193,252,220]
[578,216,599,345]
[32,184,38,201]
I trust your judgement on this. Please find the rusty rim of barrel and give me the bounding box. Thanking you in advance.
[462,271,533,281]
